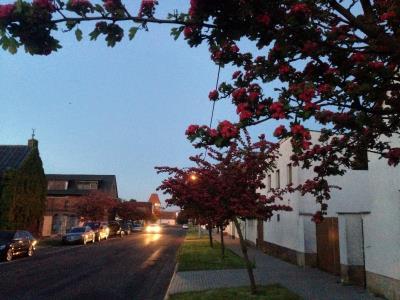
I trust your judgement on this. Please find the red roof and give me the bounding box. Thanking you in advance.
[148,193,161,205]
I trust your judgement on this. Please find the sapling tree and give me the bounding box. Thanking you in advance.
[157,131,294,294]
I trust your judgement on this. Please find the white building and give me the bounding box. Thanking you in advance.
[226,132,400,300]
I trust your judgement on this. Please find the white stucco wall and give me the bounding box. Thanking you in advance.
[259,132,400,285]
[245,219,257,244]
[363,150,400,280]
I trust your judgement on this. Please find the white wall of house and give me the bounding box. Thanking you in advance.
[248,132,400,298]
[245,219,257,244]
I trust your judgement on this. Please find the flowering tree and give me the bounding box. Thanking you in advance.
[76,190,118,222]
[115,200,150,221]
[157,132,293,293]
[1,0,399,220]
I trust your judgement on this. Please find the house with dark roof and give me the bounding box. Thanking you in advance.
[0,138,47,234]
[43,174,118,236]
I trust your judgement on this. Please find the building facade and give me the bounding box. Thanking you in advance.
[42,174,118,236]
[226,133,400,299]
[0,138,47,235]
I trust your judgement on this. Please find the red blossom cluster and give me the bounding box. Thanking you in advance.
[138,0,157,18]
[0,4,14,19]
[33,0,55,12]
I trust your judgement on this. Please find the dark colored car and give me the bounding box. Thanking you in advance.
[108,222,125,237]
[62,226,95,245]
[83,222,109,242]
[0,230,37,262]
[120,221,132,235]
[132,223,144,232]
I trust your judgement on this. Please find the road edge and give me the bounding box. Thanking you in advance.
[163,262,179,300]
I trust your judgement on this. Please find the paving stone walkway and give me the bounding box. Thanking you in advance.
[167,236,381,299]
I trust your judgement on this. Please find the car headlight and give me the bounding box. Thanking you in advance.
[0,245,6,250]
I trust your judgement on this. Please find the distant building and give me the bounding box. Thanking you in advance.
[148,193,161,215]
[159,211,177,226]
[148,193,177,225]
[43,174,118,236]
[0,138,46,234]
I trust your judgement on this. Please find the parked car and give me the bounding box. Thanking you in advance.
[62,226,95,245]
[0,230,37,262]
[182,224,189,229]
[84,222,109,242]
[145,223,161,233]
[132,223,143,232]
[120,222,132,235]
[108,222,125,237]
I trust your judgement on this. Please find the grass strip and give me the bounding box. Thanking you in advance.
[169,284,301,300]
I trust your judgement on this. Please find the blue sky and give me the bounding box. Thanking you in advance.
[0,1,276,205]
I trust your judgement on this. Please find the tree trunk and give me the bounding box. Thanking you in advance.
[233,217,257,294]
[198,223,201,238]
[208,225,213,248]
[220,226,225,258]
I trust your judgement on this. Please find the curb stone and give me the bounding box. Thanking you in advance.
[164,262,179,300]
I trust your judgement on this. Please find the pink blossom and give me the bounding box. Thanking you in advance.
[185,125,199,136]
[0,4,15,19]
[33,0,55,11]
[273,125,287,137]
[256,14,270,26]
[218,120,238,139]
[208,90,219,101]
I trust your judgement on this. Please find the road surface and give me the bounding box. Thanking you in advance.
[0,227,185,300]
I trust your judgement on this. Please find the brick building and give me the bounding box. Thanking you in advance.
[42,174,118,236]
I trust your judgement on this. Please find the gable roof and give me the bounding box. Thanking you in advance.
[148,193,161,205]
[46,174,118,198]
[0,145,31,175]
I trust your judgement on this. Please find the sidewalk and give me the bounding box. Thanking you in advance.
[167,235,380,299]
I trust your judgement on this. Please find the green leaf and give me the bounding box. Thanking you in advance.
[89,29,100,41]
[7,38,18,54]
[94,4,104,13]
[170,27,184,41]
[128,27,139,40]
[66,20,78,30]
[1,36,9,51]
[75,29,83,41]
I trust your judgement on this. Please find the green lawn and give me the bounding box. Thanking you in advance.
[177,228,249,271]
[169,284,301,300]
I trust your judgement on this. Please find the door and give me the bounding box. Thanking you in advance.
[316,217,340,275]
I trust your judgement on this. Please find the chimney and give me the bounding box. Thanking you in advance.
[28,129,38,149]
[28,138,38,149]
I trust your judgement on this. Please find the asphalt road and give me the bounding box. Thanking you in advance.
[0,227,185,300]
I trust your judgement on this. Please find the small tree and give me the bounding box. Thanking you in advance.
[157,131,293,294]
[115,200,150,221]
[77,190,117,222]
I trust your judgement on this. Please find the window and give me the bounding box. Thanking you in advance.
[267,175,272,191]
[77,181,98,190]
[47,180,68,190]
[276,170,280,189]
[277,214,280,222]
[287,164,293,185]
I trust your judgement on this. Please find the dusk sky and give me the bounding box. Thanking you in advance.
[0,0,276,205]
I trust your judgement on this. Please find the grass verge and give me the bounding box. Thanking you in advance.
[177,227,249,272]
[169,284,301,300]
